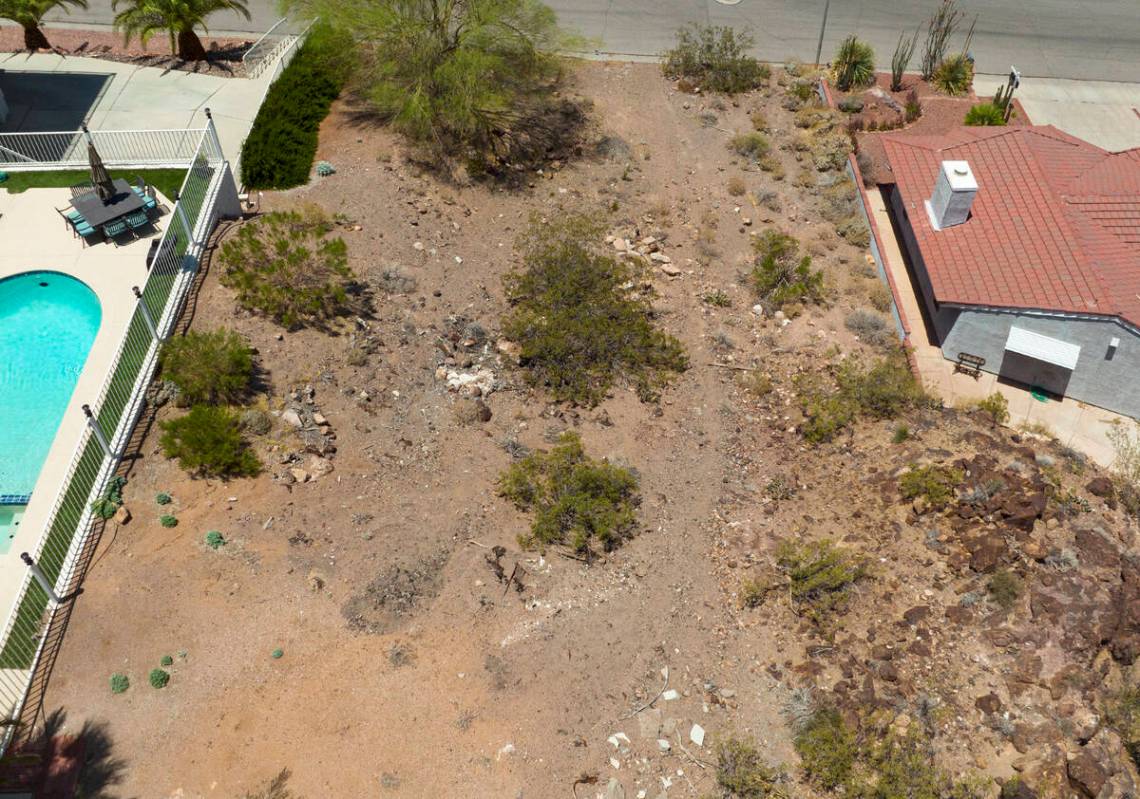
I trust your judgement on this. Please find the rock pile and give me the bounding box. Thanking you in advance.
[605,230,681,277]
[276,384,336,484]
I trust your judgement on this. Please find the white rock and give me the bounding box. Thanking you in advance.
[649,252,671,263]
[496,743,515,760]
[657,739,671,751]
[689,724,706,747]
[281,408,303,428]
[662,689,680,701]
[751,304,765,317]
[659,264,682,277]
[413,241,425,251]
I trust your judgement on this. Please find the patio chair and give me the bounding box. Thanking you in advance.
[131,176,158,211]
[102,218,128,241]
[70,182,96,200]
[55,206,95,241]
[125,209,150,232]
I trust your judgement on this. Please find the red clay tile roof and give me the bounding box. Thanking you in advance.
[882,126,1140,327]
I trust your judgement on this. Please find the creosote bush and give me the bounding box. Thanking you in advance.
[794,708,857,789]
[502,214,687,406]
[798,352,925,443]
[899,463,964,507]
[160,405,261,479]
[987,569,1022,610]
[832,35,875,91]
[663,24,770,94]
[964,102,1006,126]
[160,328,253,406]
[975,392,1010,425]
[776,539,866,623]
[497,432,640,554]
[750,230,824,308]
[218,209,354,329]
[729,132,771,162]
[713,734,787,797]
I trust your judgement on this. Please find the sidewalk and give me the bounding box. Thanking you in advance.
[0,48,282,175]
[975,73,1140,152]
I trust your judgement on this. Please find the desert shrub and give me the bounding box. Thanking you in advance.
[160,406,261,479]
[750,230,824,307]
[975,392,1010,425]
[794,707,857,789]
[218,210,354,329]
[920,0,973,81]
[932,52,973,96]
[663,24,770,94]
[1105,686,1140,768]
[109,673,129,694]
[845,309,896,348]
[730,132,771,161]
[713,734,786,797]
[758,155,785,180]
[148,668,170,689]
[160,328,253,406]
[159,514,178,528]
[836,216,870,248]
[205,530,226,550]
[892,424,910,443]
[800,354,924,442]
[155,492,172,505]
[289,0,579,172]
[832,35,875,91]
[239,408,274,436]
[241,25,348,189]
[905,89,923,123]
[160,654,174,667]
[702,289,732,307]
[750,110,768,131]
[91,475,127,520]
[502,214,687,406]
[497,432,639,554]
[864,731,989,799]
[965,102,1006,126]
[727,176,747,196]
[1109,421,1140,517]
[740,578,768,609]
[867,281,892,312]
[987,569,1022,610]
[739,371,773,398]
[776,539,866,623]
[899,464,963,507]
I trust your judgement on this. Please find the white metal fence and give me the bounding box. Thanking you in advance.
[0,128,207,171]
[243,17,315,81]
[0,119,230,759]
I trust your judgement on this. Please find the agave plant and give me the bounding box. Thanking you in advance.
[932,52,974,96]
[111,0,251,61]
[832,35,875,92]
[0,0,88,49]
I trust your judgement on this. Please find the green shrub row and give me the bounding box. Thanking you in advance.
[240,25,348,190]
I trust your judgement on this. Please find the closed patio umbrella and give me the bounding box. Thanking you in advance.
[85,132,115,202]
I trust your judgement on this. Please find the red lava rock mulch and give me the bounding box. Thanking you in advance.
[0,26,253,78]
[829,72,1030,185]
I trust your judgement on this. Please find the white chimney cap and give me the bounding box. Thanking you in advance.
[941,160,977,191]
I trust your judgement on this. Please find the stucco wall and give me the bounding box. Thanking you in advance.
[885,185,959,340]
[942,309,1140,419]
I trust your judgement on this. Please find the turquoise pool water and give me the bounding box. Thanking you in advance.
[0,272,101,499]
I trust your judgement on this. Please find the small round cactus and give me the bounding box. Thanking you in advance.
[110,673,129,694]
[149,668,170,689]
[159,514,178,528]
[155,492,172,505]
[315,160,336,177]
[205,530,225,550]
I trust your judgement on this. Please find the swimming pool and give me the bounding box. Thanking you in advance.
[0,271,101,499]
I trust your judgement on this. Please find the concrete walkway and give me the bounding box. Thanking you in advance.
[975,74,1140,152]
[0,48,281,173]
[865,187,1124,467]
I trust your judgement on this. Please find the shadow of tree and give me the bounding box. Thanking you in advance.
[40,709,132,799]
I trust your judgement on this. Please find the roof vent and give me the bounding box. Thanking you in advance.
[925,160,977,231]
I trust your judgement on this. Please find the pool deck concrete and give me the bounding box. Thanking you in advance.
[865,187,1125,468]
[0,187,167,616]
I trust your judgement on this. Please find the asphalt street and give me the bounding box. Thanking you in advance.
[39,0,1140,82]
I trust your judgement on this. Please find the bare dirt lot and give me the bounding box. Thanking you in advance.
[38,61,1140,799]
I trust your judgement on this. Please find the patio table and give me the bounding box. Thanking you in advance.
[70,178,145,228]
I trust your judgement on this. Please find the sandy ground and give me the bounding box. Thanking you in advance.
[34,61,1139,799]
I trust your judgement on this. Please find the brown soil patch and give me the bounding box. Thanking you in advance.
[28,60,1140,799]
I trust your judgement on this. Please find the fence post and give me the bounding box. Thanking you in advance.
[132,286,161,341]
[82,404,114,459]
[21,554,63,605]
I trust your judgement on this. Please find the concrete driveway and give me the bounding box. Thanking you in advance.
[38,0,1140,82]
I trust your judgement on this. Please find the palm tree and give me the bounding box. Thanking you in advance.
[0,0,88,50]
[111,0,251,61]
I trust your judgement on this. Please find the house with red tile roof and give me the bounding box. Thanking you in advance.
[881,125,1140,419]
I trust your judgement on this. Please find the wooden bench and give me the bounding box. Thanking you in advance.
[954,352,986,379]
